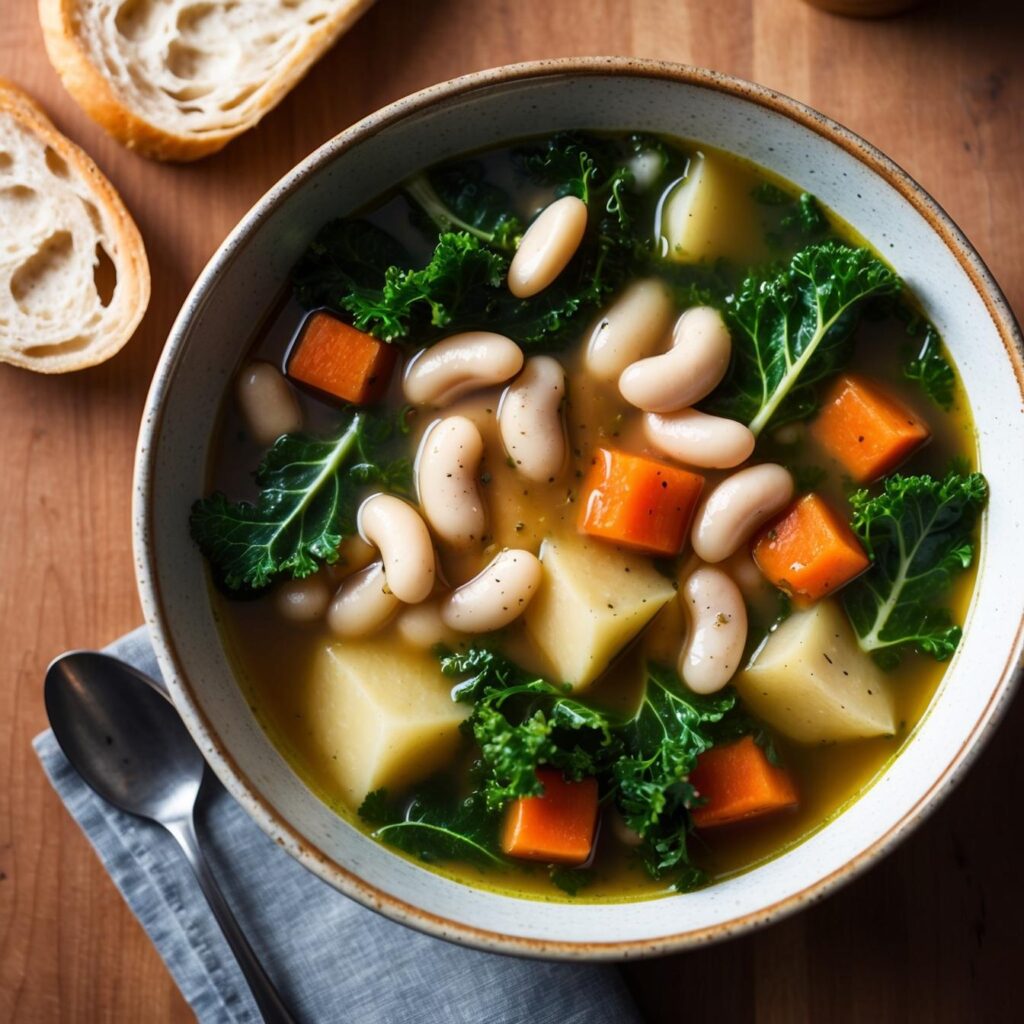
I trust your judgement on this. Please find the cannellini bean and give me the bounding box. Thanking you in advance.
[394,600,459,649]
[678,566,748,694]
[618,306,731,413]
[403,332,524,407]
[643,409,755,469]
[326,561,400,638]
[440,549,542,633]
[416,416,486,549]
[585,279,675,382]
[508,196,588,298]
[691,464,794,563]
[274,574,330,623]
[498,356,567,482]
[357,493,435,603]
[236,361,302,446]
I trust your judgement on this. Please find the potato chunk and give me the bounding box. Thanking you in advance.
[660,152,758,264]
[735,600,896,743]
[303,642,469,806]
[524,533,676,690]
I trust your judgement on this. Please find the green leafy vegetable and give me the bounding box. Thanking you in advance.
[190,412,411,591]
[405,162,523,250]
[843,471,987,666]
[903,323,955,410]
[441,647,619,811]
[359,784,505,867]
[292,219,411,311]
[614,665,736,882]
[705,242,901,435]
[340,231,507,342]
[549,866,593,896]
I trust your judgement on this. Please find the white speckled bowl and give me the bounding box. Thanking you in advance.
[134,59,1024,959]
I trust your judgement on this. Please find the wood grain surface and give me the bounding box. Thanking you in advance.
[1,1,1021,1021]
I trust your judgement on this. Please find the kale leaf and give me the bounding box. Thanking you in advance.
[842,471,987,666]
[292,219,411,311]
[903,322,956,410]
[705,242,901,435]
[405,162,523,250]
[359,783,505,867]
[441,646,619,811]
[190,412,411,591]
[614,664,736,882]
[341,231,507,342]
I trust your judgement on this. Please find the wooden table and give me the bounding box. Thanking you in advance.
[2,0,1021,1020]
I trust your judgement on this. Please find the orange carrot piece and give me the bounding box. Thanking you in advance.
[690,736,798,829]
[287,311,397,405]
[501,768,599,865]
[809,373,930,483]
[752,492,870,601]
[578,447,704,557]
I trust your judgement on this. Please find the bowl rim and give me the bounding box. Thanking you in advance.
[134,56,1024,960]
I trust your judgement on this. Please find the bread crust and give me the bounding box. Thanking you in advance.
[38,0,376,162]
[0,78,150,372]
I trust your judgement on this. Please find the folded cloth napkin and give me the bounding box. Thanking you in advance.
[33,627,643,1024]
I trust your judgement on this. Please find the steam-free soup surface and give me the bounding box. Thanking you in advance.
[202,134,979,901]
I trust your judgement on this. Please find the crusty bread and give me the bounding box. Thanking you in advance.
[38,0,376,162]
[0,80,149,373]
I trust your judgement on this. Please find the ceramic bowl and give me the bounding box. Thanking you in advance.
[134,58,1024,959]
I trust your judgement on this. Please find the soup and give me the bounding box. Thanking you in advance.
[192,132,985,901]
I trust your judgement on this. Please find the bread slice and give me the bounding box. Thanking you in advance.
[38,0,376,162]
[0,80,149,373]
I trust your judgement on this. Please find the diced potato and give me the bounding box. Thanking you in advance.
[660,151,757,264]
[524,533,676,690]
[303,642,469,805]
[735,600,896,743]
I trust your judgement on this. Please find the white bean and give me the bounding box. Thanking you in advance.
[236,361,302,446]
[643,409,755,469]
[326,561,400,638]
[394,600,459,649]
[357,493,435,603]
[403,332,524,407]
[678,566,748,694]
[585,279,675,382]
[416,416,486,549]
[691,464,794,563]
[618,306,731,413]
[498,356,567,482]
[508,196,588,298]
[440,549,542,633]
[274,574,329,623]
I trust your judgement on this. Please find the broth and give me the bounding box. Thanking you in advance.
[203,135,979,901]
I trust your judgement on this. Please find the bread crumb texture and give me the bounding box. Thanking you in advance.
[39,0,376,160]
[0,80,149,372]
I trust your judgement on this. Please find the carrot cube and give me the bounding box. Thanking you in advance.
[287,311,397,405]
[501,768,599,865]
[578,448,704,557]
[752,492,869,601]
[809,373,930,483]
[690,736,798,829]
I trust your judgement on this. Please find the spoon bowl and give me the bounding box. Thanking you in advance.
[44,651,203,822]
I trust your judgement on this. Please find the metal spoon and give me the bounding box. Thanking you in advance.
[45,651,298,1024]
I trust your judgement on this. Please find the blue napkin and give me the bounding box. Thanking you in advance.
[33,627,643,1024]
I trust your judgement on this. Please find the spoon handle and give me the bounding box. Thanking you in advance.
[165,814,299,1024]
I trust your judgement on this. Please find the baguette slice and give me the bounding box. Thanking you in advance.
[0,80,149,373]
[39,0,376,162]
